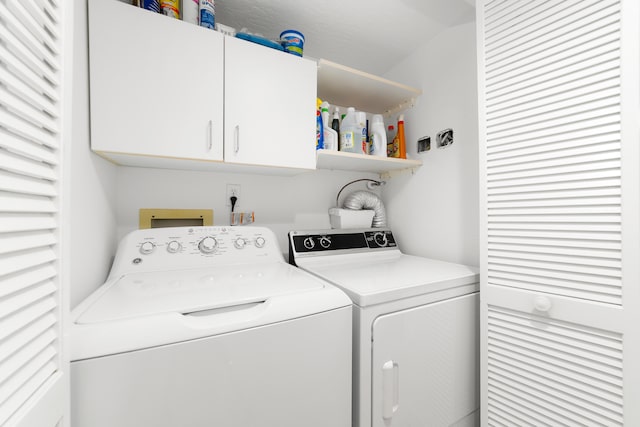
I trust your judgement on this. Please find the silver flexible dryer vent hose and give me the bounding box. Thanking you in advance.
[342,190,387,228]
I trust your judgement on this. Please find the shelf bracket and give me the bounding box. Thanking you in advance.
[380,166,417,180]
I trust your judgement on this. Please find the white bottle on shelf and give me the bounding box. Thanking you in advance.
[370,114,387,157]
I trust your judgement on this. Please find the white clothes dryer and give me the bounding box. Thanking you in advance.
[290,228,480,427]
[71,226,352,427]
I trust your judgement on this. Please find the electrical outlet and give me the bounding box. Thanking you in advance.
[226,184,240,207]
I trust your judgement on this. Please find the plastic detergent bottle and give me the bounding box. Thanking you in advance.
[356,111,367,154]
[182,0,199,24]
[199,0,215,29]
[397,114,407,159]
[321,101,338,151]
[370,114,387,157]
[331,108,340,136]
[339,107,359,153]
[316,98,324,150]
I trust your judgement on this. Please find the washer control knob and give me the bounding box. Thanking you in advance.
[166,240,181,253]
[198,236,218,254]
[303,237,315,250]
[234,238,246,249]
[374,232,388,247]
[139,241,155,255]
[319,236,332,249]
[255,237,266,248]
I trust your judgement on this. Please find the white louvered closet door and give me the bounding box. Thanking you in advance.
[478,0,640,426]
[0,0,69,426]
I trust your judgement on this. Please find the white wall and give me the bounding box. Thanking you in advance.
[70,0,118,307]
[382,22,479,266]
[115,167,379,253]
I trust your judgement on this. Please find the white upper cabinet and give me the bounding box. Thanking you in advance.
[224,36,317,170]
[88,0,224,162]
[88,0,316,173]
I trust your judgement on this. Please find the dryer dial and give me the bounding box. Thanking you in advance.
[319,236,332,249]
[303,237,315,250]
[234,238,246,249]
[255,237,266,248]
[373,232,388,247]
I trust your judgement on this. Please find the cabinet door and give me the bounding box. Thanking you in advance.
[224,37,317,169]
[371,293,479,427]
[88,0,224,162]
[478,0,640,425]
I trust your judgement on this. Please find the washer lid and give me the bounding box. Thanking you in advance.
[75,263,324,324]
[295,252,479,307]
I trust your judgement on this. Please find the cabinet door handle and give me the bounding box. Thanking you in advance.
[382,360,399,420]
[207,120,213,152]
[234,125,240,154]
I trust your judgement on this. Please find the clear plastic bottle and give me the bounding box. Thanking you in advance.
[339,107,359,153]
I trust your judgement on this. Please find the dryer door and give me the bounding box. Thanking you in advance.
[371,293,479,427]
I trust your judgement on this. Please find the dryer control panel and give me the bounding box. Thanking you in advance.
[289,229,397,262]
[109,226,282,278]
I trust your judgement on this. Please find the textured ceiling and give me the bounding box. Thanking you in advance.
[215,0,475,76]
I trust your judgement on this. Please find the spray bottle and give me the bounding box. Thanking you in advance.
[316,98,324,150]
[321,101,338,151]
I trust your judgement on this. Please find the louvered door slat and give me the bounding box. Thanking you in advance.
[0,330,57,383]
[0,23,57,87]
[0,128,58,165]
[488,141,620,169]
[487,124,621,155]
[6,1,59,55]
[0,247,57,277]
[0,298,57,343]
[0,193,57,213]
[0,215,57,234]
[0,3,58,69]
[0,230,57,255]
[0,171,57,197]
[488,343,623,393]
[0,109,58,149]
[0,44,58,102]
[487,307,624,425]
[0,150,57,180]
[20,0,60,40]
[0,71,58,123]
[0,265,56,299]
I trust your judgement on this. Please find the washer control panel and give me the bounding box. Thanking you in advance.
[289,229,397,256]
[110,226,282,277]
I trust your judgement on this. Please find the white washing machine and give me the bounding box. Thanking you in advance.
[290,228,480,427]
[71,226,352,427]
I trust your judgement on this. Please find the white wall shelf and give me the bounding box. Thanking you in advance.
[317,59,422,115]
[316,150,422,175]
